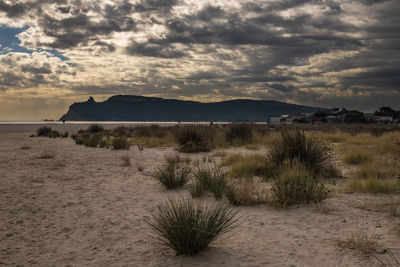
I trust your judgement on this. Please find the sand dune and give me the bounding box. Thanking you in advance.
[1,124,399,266]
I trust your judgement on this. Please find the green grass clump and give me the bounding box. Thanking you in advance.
[153,162,191,189]
[347,178,400,194]
[269,128,336,177]
[271,167,328,207]
[112,136,130,150]
[190,164,227,199]
[342,150,372,165]
[147,198,239,255]
[175,126,214,153]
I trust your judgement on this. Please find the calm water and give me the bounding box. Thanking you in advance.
[0,121,246,133]
[0,121,218,125]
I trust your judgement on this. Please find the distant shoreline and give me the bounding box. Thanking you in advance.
[0,121,236,125]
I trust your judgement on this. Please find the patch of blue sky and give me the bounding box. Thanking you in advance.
[0,25,68,61]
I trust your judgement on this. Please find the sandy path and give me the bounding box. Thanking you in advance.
[1,126,399,266]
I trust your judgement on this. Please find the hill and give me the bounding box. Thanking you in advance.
[59,95,326,122]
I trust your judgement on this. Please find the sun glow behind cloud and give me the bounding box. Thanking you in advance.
[0,0,399,120]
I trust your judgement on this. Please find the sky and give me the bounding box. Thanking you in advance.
[0,0,399,120]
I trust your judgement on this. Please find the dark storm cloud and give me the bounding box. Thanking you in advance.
[0,1,26,17]
[359,0,391,5]
[36,9,136,49]
[0,71,23,89]
[269,83,296,93]
[133,0,179,13]
[21,63,52,74]
[125,41,186,58]
[1,0,400,111]
[0,0,68,17]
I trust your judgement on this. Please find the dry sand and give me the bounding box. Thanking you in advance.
[1,124,400,266]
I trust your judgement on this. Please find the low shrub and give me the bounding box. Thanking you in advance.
[36,126,52,136]
[225,123,253,143]
[74,135,84,145]
[83,134,103,148]
[175,126,214,153]
[112,126,132,137]
[153,162,191,189]
[35,126,61,138]
[271,167,328,207]
[190,164,227,199]
[269,128,336,176]
[147,198,239,255]
[112,136,130,150]
[87,124,104,133]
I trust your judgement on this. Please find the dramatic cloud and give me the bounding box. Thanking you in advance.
[0,0,399,119]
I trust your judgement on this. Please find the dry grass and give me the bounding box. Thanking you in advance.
[319,131,350,143]
[347,178,400,194]
[336,131,400,156]
[133,134,175,148]
[212,150,228,158]
[222,154,276,180]
[165,154,190,165]
[355,160,399,180]
[342,149,372,165]
[225,179,269,206]
[336,226,379,255]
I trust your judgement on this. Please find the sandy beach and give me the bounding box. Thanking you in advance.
[1,124,399,266]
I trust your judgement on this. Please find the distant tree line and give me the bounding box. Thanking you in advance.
[374,106,400,119]
[312,106,400,123]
